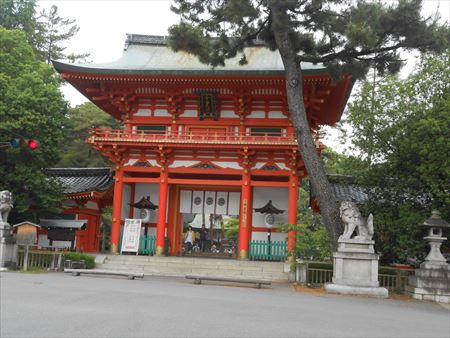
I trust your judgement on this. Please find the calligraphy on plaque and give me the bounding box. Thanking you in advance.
[198,91,218,120]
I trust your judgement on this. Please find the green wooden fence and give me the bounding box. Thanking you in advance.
[139,235,156,255]
[249,240,287,261]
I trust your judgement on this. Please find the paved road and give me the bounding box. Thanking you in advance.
[1,272,448,338]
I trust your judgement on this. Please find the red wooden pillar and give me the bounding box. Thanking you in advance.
[166,185,177,255]
[111,167,124,254]
[288,172,299,260]
[238,171,252,259]
[128,183,136,218]
[156,169,169,256]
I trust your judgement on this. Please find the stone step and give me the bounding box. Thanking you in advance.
[105,259,284,271]
[105,255,285,269]
[100,262,286,275]
[97,264,287,280]
[96,254,288,282]
[103,260,283,272]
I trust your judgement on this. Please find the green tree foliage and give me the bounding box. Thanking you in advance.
[321,147,365,175]
[295,223,331,261]
[223,216,239,242]
[345,53,449,263]
[168,0,449,250]
[0,28,69,222]
[56,102,120,168]
[0,0,43,54]
[0,1,87,63]
[281,184,331,260]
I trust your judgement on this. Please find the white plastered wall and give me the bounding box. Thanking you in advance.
[252,187,288,227]
[132,183,160,223]
[121,184,131,221]
[251,232,288,241]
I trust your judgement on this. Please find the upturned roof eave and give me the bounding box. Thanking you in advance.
[52,60,329,78]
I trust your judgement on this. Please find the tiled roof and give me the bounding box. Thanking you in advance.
[328,175,368,203]
[311,175,369,204]
[40,219,87,230]
[52,34,326,77]
[45,168,114,195]
[330,183,368,204]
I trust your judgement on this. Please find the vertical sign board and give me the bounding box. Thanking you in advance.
[120,219,142,254]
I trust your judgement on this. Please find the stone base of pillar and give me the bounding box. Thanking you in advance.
[406,264,450,303]
[325,283,388,298]
[0,237,17,271]
[110,243,118,254]
[155,246,164,256]
[0,223,17,270]
[325,238,388,298]
[238,249,248,260]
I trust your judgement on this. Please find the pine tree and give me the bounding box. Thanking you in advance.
[39,5,89,63]
[168,0,449,249]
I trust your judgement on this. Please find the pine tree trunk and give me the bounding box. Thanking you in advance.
[271,7,342,251]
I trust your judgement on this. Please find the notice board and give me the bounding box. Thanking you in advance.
[120,219,142,253]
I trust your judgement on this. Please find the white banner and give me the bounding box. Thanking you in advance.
[215,191,228,215]
[204,191,216,214]
[179,190,241,215]
[191,191,204,214]
[121,219,142,253]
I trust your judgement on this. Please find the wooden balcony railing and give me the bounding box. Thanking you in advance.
[87,128,298,147]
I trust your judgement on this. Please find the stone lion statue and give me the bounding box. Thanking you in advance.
[0,191,13,224]
[339,201,374,241]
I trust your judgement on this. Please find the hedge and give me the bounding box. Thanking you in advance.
[63,252,95,269]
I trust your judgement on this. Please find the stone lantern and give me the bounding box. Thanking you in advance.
[406,210,450,303]
[421,210,449,269]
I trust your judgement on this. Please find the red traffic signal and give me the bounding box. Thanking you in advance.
[9,138,40,150]
[28,139,40,150]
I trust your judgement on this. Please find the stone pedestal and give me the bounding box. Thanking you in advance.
[406,264,450,303]
[405,211,450,303]
[325,238,388,298]
[405,233,450,303]
[0,222,18,271]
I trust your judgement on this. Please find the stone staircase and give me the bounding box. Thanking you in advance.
[95,255,289,282]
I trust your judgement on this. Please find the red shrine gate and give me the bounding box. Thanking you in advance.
[53,34,353,259]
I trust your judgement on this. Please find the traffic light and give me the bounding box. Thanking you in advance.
[9,138,40,150]
[27,139,40,150]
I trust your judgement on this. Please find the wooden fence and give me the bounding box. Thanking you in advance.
[139,235,157,255]
[249,240,287,261]
[308,268,334,285]
[17,249,63,270]
[378,270,414,291]
[300,262,415,292]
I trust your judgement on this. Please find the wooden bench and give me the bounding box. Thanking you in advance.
[185,274,271,289]
[64,269,144,280]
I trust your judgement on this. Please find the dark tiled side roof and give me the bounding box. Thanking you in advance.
[311,174,369,204]
[45,168,114,194]
[331,183,368,204]
[327,174,368,203]
[40,219,87,230]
